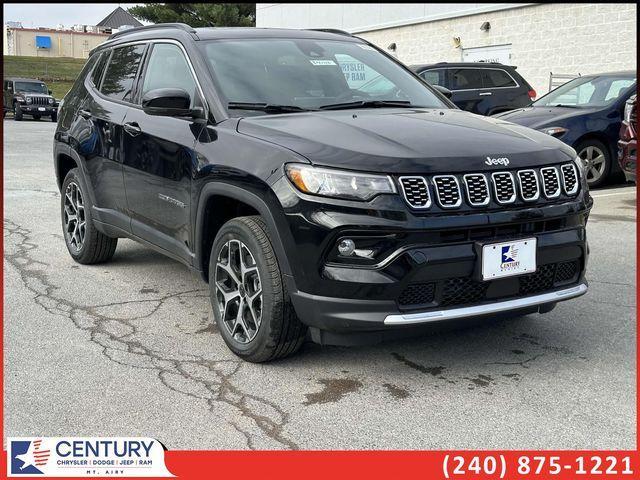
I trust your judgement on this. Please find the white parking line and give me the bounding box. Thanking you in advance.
[591,189,636,198]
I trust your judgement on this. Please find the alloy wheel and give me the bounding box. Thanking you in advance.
[63,181,86,252]
[578,145,607,184]
[215,239,263,344]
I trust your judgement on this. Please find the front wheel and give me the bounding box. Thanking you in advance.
[576,139,610,188]
[51,112,58,122]
[14,104,22,121]
[61,168,118,264]
[209,216,306,362]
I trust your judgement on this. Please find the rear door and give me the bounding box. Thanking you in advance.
[448,68,485,114]
[480,67,525,114]
[81,43,147,232]
[122,41,205,264]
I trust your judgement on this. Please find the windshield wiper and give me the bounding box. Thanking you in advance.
[227,102,313,113]
[318,100,418,110]
[548,104,580,108]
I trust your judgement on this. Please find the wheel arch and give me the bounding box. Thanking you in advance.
[573,131,615,159]
[195,183,293,283]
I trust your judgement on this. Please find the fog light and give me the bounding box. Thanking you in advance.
[338,239,356,256]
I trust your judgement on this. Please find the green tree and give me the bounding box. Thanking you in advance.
[128,3,255,27]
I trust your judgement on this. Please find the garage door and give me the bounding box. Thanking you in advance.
[462,44,512,64]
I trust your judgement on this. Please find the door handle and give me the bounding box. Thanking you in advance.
[123,122,142,137]
[479,92,493,96]
[79,109,92,119]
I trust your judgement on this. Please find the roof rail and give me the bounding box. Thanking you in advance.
[108,23,196,40]
[308,28,352,37]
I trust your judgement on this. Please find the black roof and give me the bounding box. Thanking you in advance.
[410,62,515,71]
[97,6,143,28]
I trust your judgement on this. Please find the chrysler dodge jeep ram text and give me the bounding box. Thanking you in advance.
[54,24,592,362]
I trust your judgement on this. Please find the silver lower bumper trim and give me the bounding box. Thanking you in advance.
[384,283,588,326]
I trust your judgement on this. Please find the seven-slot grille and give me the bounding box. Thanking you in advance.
[432,175,462,208]
[517,169,539,201]
[399,176,431,208]
[491,172,516,204]
[397,163,579,210]
[30,96,49,106]
[560,164,578,195]
[463,174,490,206]
[540,167,561,198]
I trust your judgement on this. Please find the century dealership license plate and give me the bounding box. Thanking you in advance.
[482,238,536,280]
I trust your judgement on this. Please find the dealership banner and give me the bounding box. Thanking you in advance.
[7,437,174,477]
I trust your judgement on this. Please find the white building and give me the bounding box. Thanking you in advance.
[256,3,637,95]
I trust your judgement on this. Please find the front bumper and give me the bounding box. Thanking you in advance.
[618,138,636,182]
[19,105,57,114]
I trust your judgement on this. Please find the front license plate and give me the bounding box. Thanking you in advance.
[38,107,46,111]
[482,238,536,280]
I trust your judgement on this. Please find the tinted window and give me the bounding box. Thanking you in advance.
[91,51,109,88]
[420,69,446,87]
[14,81,48,93]
[535,75,637,108]
[482,69,517,88]
[450,69,483,90]
[101,44,145,102]
[141,43,197,106]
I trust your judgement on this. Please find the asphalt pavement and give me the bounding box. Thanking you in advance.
[3,119,636,450]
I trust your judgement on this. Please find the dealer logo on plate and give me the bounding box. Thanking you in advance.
[501,245,520,270]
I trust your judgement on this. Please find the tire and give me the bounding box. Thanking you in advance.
[61,168,118,264]
[209,216,306,362]
[14,104,22,121]
[33,115,41,120]
[576,139,611,188]
[51,112,58,123]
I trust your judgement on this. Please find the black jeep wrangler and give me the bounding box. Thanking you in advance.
[4,77,58,121]
[53,24,592,362]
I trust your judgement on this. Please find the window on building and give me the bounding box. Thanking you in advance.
[100,44,145,102]
[419,69,446,87]
[450,68,484,90]
[481,69,517,88]
[141,43,197,106]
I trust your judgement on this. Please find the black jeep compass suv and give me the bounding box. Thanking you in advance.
[54,24,591,362]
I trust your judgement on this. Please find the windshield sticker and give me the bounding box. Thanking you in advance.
[310,59,337,66]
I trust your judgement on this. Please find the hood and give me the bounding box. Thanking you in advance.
[15,91,53,99]
[237,108,576,174]
[493,106,598,130]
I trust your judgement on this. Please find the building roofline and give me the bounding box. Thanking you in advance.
[4,26,109,37]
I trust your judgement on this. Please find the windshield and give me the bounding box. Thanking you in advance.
[14,81,48,94]
[534,75,636,108]
[199,38,449,114]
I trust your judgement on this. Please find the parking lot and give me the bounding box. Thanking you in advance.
[3,119,636,450]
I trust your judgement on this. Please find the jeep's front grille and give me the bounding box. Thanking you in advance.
[517,170,539,201]
[30,96,49,106]
[541,167,561,198]
[463,174,490,206]
[560,164,578,195]
[399,176,431,208]
[492,172,516,204]
[398,260,582,309]
[397,163,579,210]
[432,175,461,208]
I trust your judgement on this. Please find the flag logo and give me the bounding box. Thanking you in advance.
[10,439,50,474]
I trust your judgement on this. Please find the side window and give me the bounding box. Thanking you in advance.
[450,68,483,90]
[419,69,446,87]
[90,51,109,88]
[482,69,517,88]
[141,43,197,107]
[605,79,635,101]
[100,44,145,102]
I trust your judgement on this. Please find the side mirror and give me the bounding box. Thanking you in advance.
[48,89,53,95]
[432,85,453,99]
[142,88,193,117]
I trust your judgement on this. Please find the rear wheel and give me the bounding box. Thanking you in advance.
[61,168,118,264]
[209,216,306,362]
[576,139,610,188]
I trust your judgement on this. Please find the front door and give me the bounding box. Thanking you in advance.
[122,41,205,264]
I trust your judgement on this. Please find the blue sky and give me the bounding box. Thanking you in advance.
[3,3,147,28]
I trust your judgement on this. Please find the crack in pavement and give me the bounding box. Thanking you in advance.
[4,219,299,450]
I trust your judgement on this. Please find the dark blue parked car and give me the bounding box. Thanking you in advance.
[494,71,636,187]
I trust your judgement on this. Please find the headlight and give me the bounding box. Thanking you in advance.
[48,98,54,105]
[285,164,396,201]
[15,97,25,103]
[540,126,568,137]
[624,101,633,123]
[26,97,32,104]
